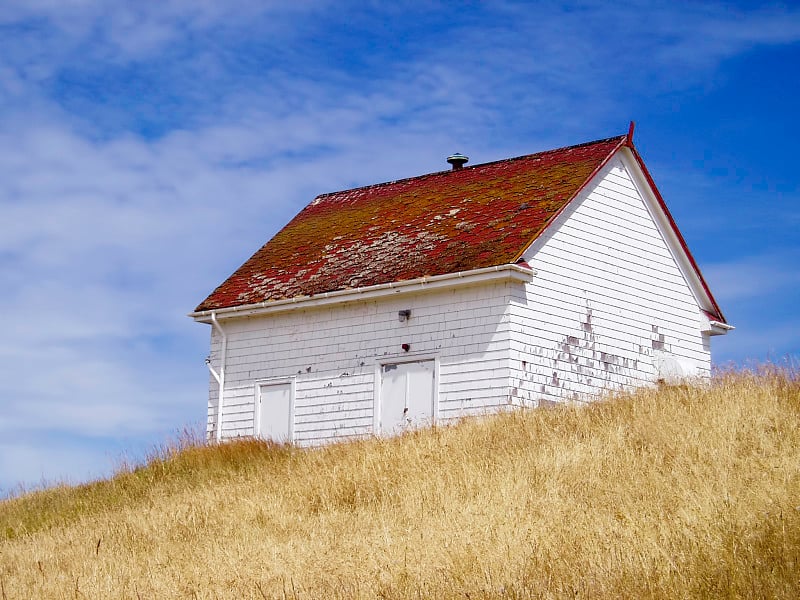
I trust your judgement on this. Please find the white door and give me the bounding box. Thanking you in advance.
[257,381,293,442]
[380,360,435,434]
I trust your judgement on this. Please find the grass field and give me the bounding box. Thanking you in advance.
[1,370,798,599]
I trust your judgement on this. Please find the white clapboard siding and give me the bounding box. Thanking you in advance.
[207,282,518,444]
[512,155,711,405]
[219,386,257,438]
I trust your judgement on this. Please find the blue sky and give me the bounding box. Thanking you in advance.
[1,1,798,493]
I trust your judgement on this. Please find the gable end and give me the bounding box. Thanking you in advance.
[619,146,728,324]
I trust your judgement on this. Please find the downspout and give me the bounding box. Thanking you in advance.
[210,312,228,443]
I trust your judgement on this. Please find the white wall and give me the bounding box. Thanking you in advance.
[511,154,710,405]
[206,281,519,443]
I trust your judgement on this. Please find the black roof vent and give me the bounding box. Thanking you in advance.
[446,153,469,170]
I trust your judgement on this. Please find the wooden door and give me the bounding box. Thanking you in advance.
[380,360,435,434]
[257,381,293,442]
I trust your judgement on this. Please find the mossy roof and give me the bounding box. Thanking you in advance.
[196,135,630,311]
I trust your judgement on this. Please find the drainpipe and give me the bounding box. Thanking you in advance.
[210,311,228,443]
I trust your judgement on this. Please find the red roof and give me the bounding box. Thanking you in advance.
[196,135,640,312]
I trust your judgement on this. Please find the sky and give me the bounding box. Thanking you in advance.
[1,0,799,493]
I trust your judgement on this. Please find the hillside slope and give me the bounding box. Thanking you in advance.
[1,372,799,599]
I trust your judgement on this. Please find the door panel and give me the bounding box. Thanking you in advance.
[380,363,408,434]
[406,361,435,425]
[380,360,435,434]
[257,381,293,442]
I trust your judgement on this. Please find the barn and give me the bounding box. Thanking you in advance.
[190,126,732,444]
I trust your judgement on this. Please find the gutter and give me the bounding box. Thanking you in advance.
[701,310,734,336]
[190,263,535,323]
[209,312,228,442]
[708,320,735,336]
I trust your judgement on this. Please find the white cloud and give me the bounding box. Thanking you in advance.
[661,6,800,65]
[713,318,800,367]
[0,92,465,484]
[703,252,800,303]
[0,1,323,56]
[0,441,101,495]
[0,433,150,496]
[702,250,800,366]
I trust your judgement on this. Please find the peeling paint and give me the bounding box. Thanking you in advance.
[515,300,654,400]
[196,136,627,311]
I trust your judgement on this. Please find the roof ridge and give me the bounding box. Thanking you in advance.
[314,134,628,200]
[195,131,634,311]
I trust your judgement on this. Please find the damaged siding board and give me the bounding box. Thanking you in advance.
[438,393,513,419]
[513,157,710,403]
[513,295,705,361]
[207,282,516,444]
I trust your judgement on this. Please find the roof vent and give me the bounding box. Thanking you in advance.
[446,153,469,170]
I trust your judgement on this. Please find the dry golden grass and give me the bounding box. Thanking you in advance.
[1,370,799,599]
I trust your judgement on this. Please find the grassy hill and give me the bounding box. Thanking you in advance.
[1,371,798,599]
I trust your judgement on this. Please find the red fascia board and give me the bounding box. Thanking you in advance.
[625,141,727,323]
[512,135,628,263]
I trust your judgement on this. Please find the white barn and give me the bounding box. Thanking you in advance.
[191,128,732,444]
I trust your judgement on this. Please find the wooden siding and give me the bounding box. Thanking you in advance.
[511,156,710,405]
[206,283,517,442]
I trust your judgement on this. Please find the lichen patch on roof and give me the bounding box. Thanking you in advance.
[196,135,627,311]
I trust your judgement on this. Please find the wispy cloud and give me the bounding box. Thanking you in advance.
[703,251,800,303]
[658,4,800,65]
[703,249,800,365]
[0,438,102,495]
[713,317,800,366]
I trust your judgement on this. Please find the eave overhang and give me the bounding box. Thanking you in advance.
[701,310,735,336]
[708,321,735,336]
[190,263,535,323]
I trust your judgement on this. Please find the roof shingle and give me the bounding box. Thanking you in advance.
[196,135,627,311]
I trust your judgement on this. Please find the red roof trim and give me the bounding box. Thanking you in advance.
[512,135,628,262]
[625,142,727,323]
[194,132,725,320]
[314,134,630,200]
